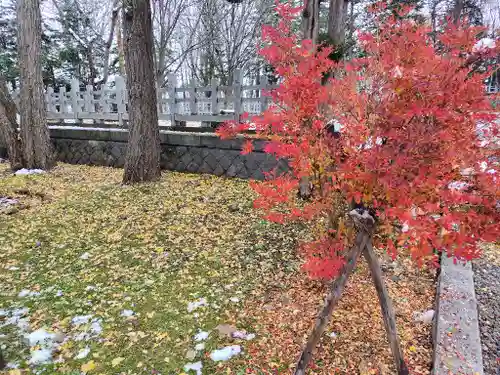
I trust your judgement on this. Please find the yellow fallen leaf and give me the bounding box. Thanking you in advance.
[111,357,125,367]
[81,360,96,373]
[409,345,416,352]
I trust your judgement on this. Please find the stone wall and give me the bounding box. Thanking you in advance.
[49,127,284,179]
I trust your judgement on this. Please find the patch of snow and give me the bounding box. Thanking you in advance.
[232,331,255,341]
[393,66,403,78]
[448,181,469,191]
[187,298,207,312]
[329,332,338,338]
[209,345,241,361]
[0,309,8,317]
[229,297,240,303]
[79,252,90,260]
[473,38,496,52]
[194,343,205,351]
[12,307,29,316]
[194,330,209,342]
[85,285,96,291]
[184,361,203,375]
[74,346,91,359]
[8,266,20,271]
[71,315,93,326]
[90,319,103,334]
[29,348,53,365]
[26,329,55,347]
[6,361,20,369]
[18,289,39,298]
[414,309,435,324]
[14,168,45,176]
[120,309,135,317]
[401,222,410,233]
[56,290,63,297]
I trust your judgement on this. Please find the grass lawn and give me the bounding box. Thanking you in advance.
[0,163,436,375]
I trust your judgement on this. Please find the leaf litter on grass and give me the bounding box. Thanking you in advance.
[0,163,305,374]
[0,164,437,374]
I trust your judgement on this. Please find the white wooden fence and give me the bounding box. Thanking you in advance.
[13,70,277,127]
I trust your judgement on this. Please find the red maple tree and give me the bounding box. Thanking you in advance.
[218,2,499,278]
[218,2,499,373]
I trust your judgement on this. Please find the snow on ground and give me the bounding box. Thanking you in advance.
[184,361,203,375]
[14,169,45,176]
[187,298,207,312]
[209,345,242,361]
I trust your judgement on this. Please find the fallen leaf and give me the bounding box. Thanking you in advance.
[81,360,96,373]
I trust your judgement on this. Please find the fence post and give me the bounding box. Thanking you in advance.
[233,69,242,122]
[70,78,80,121]
[84,85,94,113]
[210,78,218,116]
[115,76,126,127]
[259,74,269,112]
[189,80,196,116]
[59,86,66,114]
[46,87,55,114]
[168,74,177,126]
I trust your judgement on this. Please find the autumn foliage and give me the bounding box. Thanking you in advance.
[218,2,500,279]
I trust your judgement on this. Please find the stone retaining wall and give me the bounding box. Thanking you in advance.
[47,127,283,179]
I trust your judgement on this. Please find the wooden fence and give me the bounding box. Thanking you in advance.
[13,70,277,127]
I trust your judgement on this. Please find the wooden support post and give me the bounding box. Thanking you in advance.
[59,86,66,114]
[294,210,375,375]
[233,69,242,122]
[115,76,126,127]
[46,86,55,114]
[167,74,177,126]
[363,241,409,375]
[189,80,196,116]
[84,85,94,113]
[70,78,80,121]
[210,78,218,116]
[259,74,269,112]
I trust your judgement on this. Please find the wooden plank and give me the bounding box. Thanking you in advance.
[46,87,56,112]
[59,86,67,113]
[259,74,270,111]
[168,74,177,125]
[114,76,126,126]
[188,80,196,115]
[233,69,242,122]
[70,78,80,119]
[294,210,375,375]
[211,78,218,115]
[362,241,409,375]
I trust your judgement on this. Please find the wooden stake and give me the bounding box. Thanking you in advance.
[294,210,375,375]
[363,241,409,375]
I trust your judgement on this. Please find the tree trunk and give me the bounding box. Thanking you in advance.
[452,0,464,24]
[363,241,409,375]
[302,0,320,46]
[294,210,375,375]
[122,0,161,184]
[0,76,24,170]
[327,0,348,46]
[100,1,120,85]
[0,348,5,370]
[17,0,54,170]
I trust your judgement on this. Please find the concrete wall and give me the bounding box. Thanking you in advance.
[44,127,284,179]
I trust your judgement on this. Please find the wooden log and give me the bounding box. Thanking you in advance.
[294,210,375,375]
[363,240,409,375]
